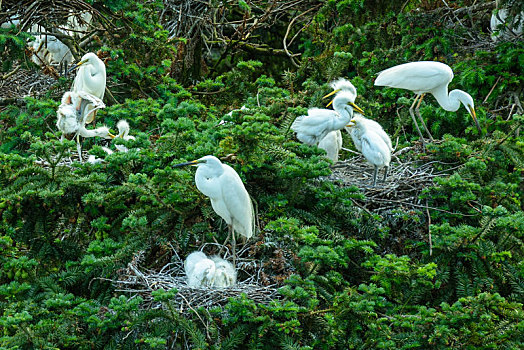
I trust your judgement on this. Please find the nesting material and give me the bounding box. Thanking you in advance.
[326,152,453,212]
[112,250,280,312]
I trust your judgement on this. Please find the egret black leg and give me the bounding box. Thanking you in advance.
[415,94,434,141]
[409,95,426,148]
[383,166,389,182]
[372,166,378,187]
[231,226,237,268]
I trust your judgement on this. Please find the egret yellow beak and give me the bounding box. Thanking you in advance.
[67,59,88,73]
[322,89,341,99]
[173,159,202,168]
[326,100,334,108]
[346,119,356,128]
[349,102,365,115]
[108,132,116,139]
[469,106,481,134]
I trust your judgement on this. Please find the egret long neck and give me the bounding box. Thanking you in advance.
[431,85,460,112]
[333,106,352,130]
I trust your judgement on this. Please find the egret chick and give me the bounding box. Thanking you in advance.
[211,256,237,287]
[114,120,136,152]
[173,156,254,267]
[347,118,391,186]
[323,78,358,107]
[374,61,480,146]
[184,251,208,277]
[317,130,343,162]
[346,114,392,152]
[291,91,364,145]
[187,258,216,287]
[69,52,106,124]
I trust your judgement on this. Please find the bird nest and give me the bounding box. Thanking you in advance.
[111,246,281,312]
[0,64,63,101]
[327,147,455,213]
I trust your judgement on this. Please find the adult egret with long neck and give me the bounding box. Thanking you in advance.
[69,52,106,124]
[174,156,254,266]
[374,61,480,147]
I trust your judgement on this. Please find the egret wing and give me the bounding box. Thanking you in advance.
[375,61,453,93]
[218,165,254,239]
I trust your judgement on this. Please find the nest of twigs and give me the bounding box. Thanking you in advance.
[0,63,63,100]
[112,246,281,312]
[327,146,455,213]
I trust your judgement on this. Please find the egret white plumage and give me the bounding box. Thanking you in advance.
[57,91,114,161]
[347,117,391,186]
[114,120,135,152]
[184,251,208,277]
[317,130,343,162]
[174,156,254,266]
[374,61,480,146]
[346,114,392,153]
[291,90,365,146]
[323,77,358,107]
[69,52,106,124]
[211,256,237,287]
[490,1,523,41]
[187,257,216,287]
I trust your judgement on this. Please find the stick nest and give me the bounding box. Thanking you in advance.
[0,64,63,100]
[326,146,455,213]
[112,248,281,312]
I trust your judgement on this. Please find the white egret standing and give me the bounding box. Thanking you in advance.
[374,61,480,147]
[69,52,106,124]
[173,156,254,266]
[347,117,391,186]
[291,91,365,145]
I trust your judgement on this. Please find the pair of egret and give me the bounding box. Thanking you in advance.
[56,52,109,161]
[184,251,237,287]
[174,156,255,267]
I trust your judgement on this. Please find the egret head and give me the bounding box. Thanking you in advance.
[331,91,365,115]
[67,52,101,73]
[116,120,130,137]
[173,155,222,168]
[451,90,480,133]
[323,78,358,107]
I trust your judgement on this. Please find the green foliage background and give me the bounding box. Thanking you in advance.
[0,0,523,349]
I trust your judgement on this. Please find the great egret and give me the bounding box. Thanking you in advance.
[317,130,343,162]
[346,114,392,153]
[174,156,254,266]
[69,52,106,124]
[291,91,365,145]
[114,120,135,152]
[347,117,391,186]
[57,91,114,161]
[211,256,237,287]
[374,61,480,146]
